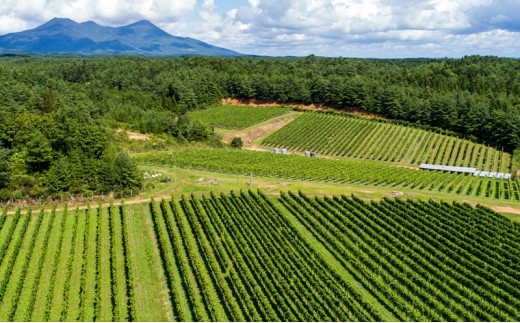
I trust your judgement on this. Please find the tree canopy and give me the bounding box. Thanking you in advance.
[1,54,519,198]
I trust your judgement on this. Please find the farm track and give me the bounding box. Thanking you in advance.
[137,149,520,205]
[5,189,520,218]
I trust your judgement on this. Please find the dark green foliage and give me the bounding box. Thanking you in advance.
[230,137,243,149]
[25,131,54,172]
[1,55,519,198]
[45,158,72,193]
[176,116,214,142]
[0,55,518,151]
[112,153,143,192]
[0,148,10,190]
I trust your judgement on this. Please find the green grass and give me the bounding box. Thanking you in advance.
[503,212,520,223]
[135,148,520,202]
[262,112,512,172]
[189,104,291,130]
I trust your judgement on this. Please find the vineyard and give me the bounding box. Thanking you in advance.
[0,203,135,322]
[137,149,520,201]
[0,191,519,321]
[280,191,520,321]
[189,105,291,130]
[262,112,512,172]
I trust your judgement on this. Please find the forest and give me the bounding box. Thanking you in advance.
[0,54,519,198]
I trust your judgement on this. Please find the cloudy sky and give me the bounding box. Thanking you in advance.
[0,0,519,57]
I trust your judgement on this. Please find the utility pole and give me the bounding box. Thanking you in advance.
[250,171,253,185]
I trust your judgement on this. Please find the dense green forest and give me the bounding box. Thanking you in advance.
[0,55,519,199]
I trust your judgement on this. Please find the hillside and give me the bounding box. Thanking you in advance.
[0,18,240,56]
[137,149,520,202]
[188,105,291,130]
[262,112,512,173]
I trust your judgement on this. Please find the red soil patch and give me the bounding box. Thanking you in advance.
[222,98,383,119]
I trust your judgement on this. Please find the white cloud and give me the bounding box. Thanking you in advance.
[0,0,197,27]
[1,0,520,57]
[0,14,29,34]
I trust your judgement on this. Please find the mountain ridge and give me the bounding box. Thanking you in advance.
[0,18,241,56]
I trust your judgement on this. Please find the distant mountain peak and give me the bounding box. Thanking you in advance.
[49,17,74,23]
[46,17,76,25]
[128,19,156,27]
[0,18,241,56]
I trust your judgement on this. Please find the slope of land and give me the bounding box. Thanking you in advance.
[263,112,512,172]
[221,98,383,118]
[189,105,291,130]
[215,112,301,146]
[136,149,520,203]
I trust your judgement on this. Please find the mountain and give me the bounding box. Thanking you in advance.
[0,18,241,56]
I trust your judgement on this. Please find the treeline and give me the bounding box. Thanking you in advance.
[0,58,212,199]
[1,55,519,197]
[2,55,519,150]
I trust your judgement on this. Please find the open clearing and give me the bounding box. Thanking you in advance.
[216,111,301,145]
[6,163,520,219]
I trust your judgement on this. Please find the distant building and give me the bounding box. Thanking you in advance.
[419,164,476,174]
[419,164,513,179]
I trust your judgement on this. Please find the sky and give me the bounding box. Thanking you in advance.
[0,0,519,58]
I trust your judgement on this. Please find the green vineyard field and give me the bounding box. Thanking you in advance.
[262,112,512,172]
[189,105,291,130]
[280,191,520,321]
[0,191,519,321]
[0,204,135,322]
[137,149,520,201]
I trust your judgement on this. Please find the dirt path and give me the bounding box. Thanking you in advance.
[6,195,174,215]
[491,206,520,215]
[6,190,520,217]
[218,112,300,144]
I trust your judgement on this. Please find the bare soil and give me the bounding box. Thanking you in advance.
[492,206,520,215]
[218,113,300,144]
[117,128,155,141]
[222,97,383,119]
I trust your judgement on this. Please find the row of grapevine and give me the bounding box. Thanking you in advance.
[0,191,517,321]
[45,205,77,321]
[189,105,291,130]
[280,191,520,321]
[0,204,136,322]
[147,190,382,321]
[137,149,520,201]
[262,112,512,172]
[0,208,41,321]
